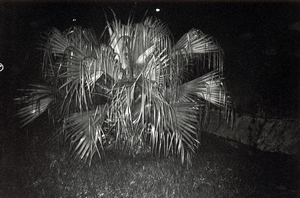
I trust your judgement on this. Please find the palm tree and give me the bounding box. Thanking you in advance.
[15,13,233,166]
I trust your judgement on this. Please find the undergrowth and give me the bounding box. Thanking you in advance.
[0,129,299,198]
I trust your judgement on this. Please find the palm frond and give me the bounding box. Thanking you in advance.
[172,102,200,164]
[60,105,108,165]
[174,29,221,55]
[15,84,55,127]
[172,29,224,83]
[16,12,234,167]
[177,70,233,125]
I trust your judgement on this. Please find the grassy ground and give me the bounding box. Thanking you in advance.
[0,122,299,198]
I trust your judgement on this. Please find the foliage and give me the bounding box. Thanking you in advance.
[2,131,298,197]
[15,13,233,166]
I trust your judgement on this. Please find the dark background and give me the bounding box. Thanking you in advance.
[0,2,299,125]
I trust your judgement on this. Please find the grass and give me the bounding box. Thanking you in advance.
[0,120,299,198]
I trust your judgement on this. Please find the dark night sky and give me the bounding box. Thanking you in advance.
[0,2,299,117]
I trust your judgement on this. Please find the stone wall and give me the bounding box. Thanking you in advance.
[206,112,300,157]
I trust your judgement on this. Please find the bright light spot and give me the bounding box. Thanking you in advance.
[72,18,77,22]
[0,63,4,72]
[156,8,160,12]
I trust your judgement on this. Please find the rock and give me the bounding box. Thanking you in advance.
[205,112,300,157]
